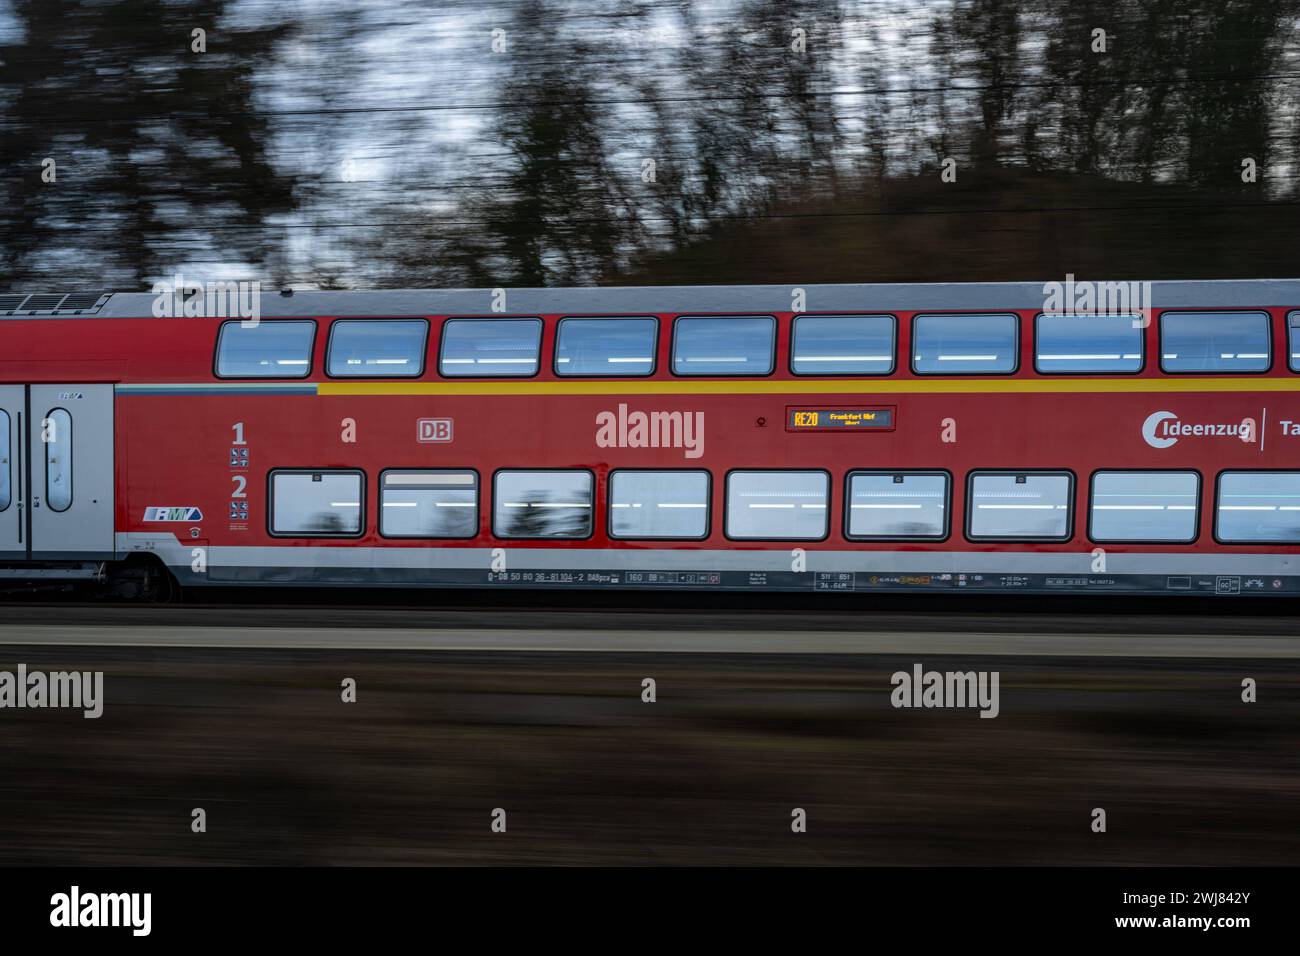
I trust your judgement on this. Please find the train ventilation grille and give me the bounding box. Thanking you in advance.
[0,292,111,315]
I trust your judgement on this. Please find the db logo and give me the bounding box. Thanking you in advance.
[417,418,453,443]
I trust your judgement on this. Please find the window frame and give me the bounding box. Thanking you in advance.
[553,316,659,378]
[606,468,712,541]
[1033,312,1146,376]
[789,313,898,377]
[670,314,778,378]
[0,408,12,513]
[214,319,317,380]
[723,468,832,542]
[910,312,1021,376]
[324,317,429,379]
[437,316,545,379]
[1087,469,1202,545]
[1213,469,1300,545]
[1158,310,1273,375]
[44,407,73,513]
[266,468,367,539]
[377,468,480,540]
[491,467,596,541]
[964,469,1075,543]
[843,469,952,542]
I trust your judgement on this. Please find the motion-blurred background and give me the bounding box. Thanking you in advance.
[4,0,1300,290]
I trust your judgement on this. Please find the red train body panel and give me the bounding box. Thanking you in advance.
[2,281,1299,596]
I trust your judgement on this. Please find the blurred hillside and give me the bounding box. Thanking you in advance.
[615,168,1300,284]
[2,0,1300,288]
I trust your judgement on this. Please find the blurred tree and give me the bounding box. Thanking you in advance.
[0,0,298,287]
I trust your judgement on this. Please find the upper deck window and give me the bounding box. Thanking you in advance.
[1035,314,1143,373]
[327,319,428,377]
[1288,312,1300,372]
[555,317,657,376]
[673,316,776,376]
[439,318,543,377]
[215,320,315,378]
[1160,311,1270,373]
[912,313,1018,374]
[791,314,896,375]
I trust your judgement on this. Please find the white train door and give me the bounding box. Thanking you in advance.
[0,384,115,560]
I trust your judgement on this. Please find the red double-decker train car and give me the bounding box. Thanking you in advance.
[1,280,1299,598]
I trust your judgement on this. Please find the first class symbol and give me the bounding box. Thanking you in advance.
[417,418,453,443]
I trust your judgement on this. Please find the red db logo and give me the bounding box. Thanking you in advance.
[417,418,453,443]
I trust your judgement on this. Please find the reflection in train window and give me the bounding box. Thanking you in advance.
[440,318,543,377]
[609,470,709,539]
[725,470,829,540]
[912,313,1018,374]
[1035,314,1144,373]
[967,472,1072,540]
[555,318,658,376]
[791,314,896,375]
[846,472,948,539]
[1089,471,1199,542]
[327,319,428,377]
[380,470,478,538]
[215,320,316,378]
[1216,471,1300,542]
[493,470,593,539]
[1160,311,1270,373]
[270,470,364,537]
[45,408,72,512]
[673,316,776,376]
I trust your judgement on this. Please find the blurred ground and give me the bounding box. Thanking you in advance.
[0,617,1295,865]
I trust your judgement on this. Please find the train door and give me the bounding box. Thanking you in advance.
[0,386,23,560]
[5,384,115,560]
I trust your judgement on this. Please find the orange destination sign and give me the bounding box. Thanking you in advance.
[786,406,896,431]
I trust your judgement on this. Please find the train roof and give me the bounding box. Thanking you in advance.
[4,278,1300,319]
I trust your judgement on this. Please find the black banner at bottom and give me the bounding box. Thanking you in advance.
[0,867,1286,942]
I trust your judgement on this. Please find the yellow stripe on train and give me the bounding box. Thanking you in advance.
[316,377,1300,397]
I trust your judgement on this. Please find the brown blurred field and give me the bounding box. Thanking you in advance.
[0,645,1295,865]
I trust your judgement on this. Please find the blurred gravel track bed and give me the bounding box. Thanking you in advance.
[0,643,1295,865]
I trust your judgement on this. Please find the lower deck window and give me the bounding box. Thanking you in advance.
[380,470,478,538]
[967,472,1072,540]
[1216,472,1300,542]
[1089,471,1199,542]
[726,470,829,539]
[493,470,593,538]
[270,470,364,536]
[846,472,948,539]
[609,470,709,539]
